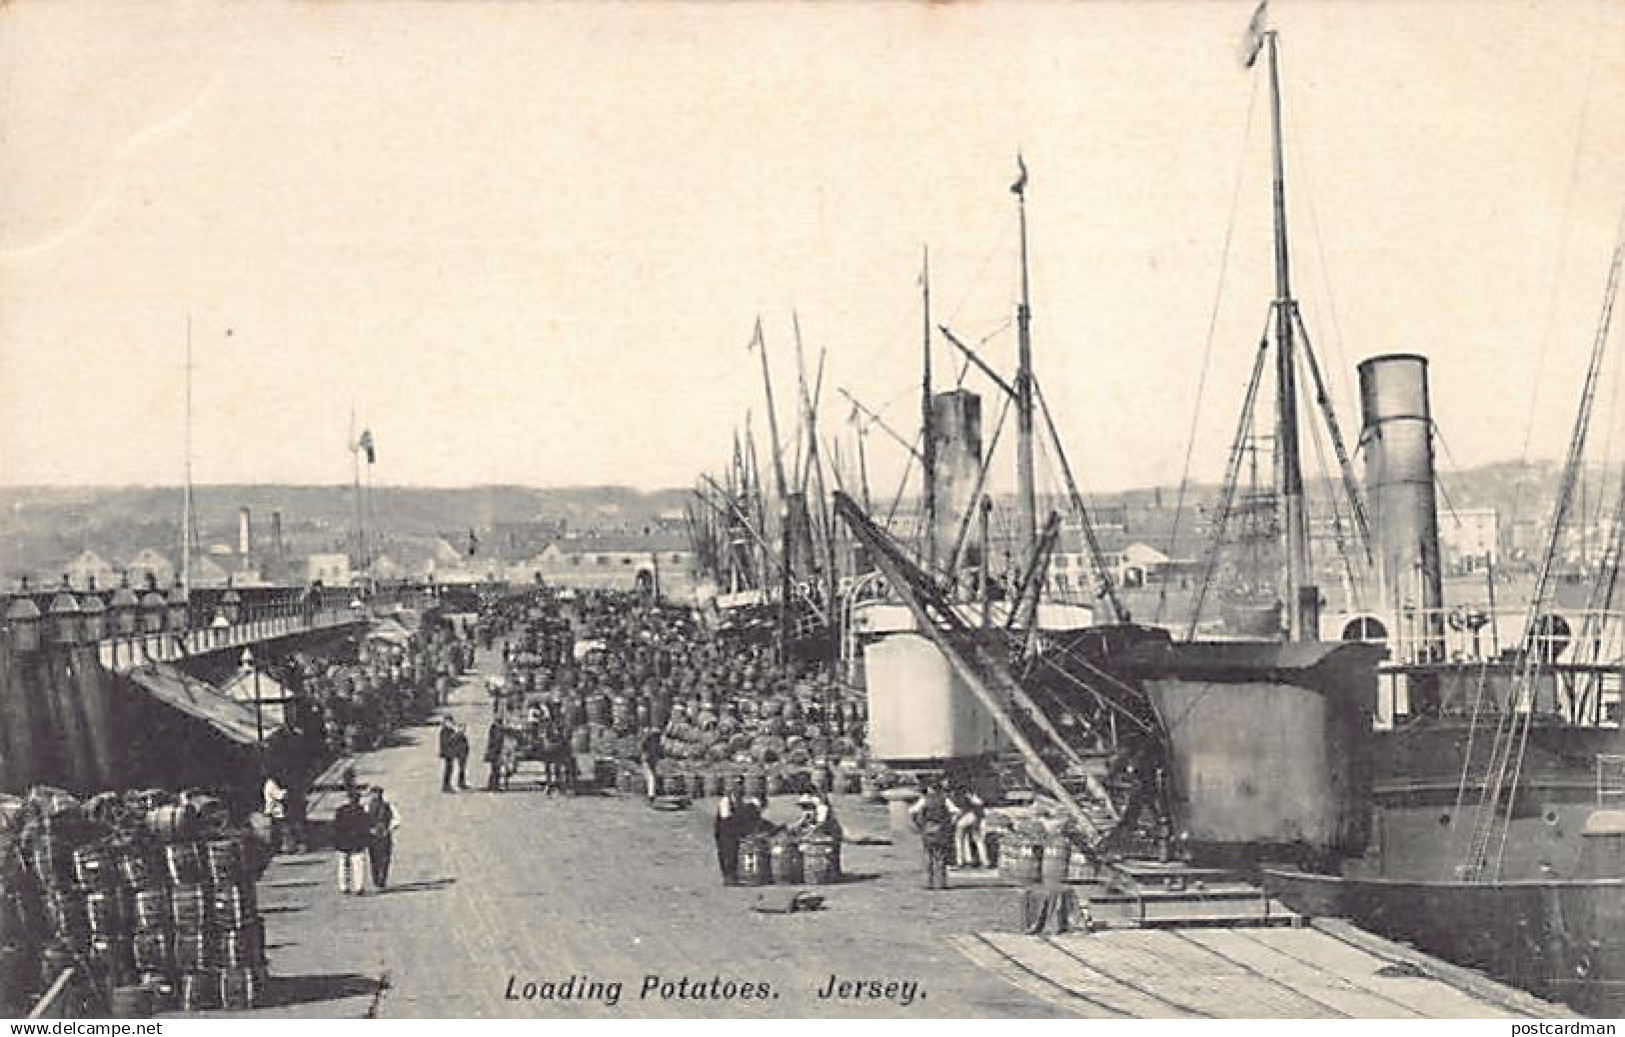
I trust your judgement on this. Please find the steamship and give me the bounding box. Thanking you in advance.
[839,18,1625,1015]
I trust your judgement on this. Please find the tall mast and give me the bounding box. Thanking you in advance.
[751,318,788,502]
[921,246,937,571]
[1266,31,1314,641]
[1012,156,1038,570]
[181,314,194,595]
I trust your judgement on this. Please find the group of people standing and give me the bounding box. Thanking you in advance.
[711,778,843,886]
[909,780,989,890]
[331,782,402,895]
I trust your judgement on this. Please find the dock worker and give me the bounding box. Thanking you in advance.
[909,780,955,891]
[713,776,762,886]
[332,788,372,895]
[639,726,662,800]
[791,792,843,842]
[438,717,459,792]
[365,786,401,890]
[948,782,989,869]
[484,719,507,792]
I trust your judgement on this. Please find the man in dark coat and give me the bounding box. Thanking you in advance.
[332,789,372,895]
[451,722,470,789]
[713,777,761,886]
[909,780,955,890]
[437,717,458,792]
[639,727,662,800]
[484,720,507,792]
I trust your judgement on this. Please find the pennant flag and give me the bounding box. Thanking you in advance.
[1240,0,1269,69]
[467,528,480,557]
[1010,153,1028,196]
[358,429,376,465]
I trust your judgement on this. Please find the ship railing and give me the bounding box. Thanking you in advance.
[1370,605,1625,667]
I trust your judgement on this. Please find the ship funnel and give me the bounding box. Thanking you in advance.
[1358,354,1444,661]
[929,389,983,570]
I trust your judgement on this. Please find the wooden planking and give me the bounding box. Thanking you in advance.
[978,933,1200,1019]
[1053,929,1319,1020]
[1179,928,1431,1018]
[1232,927,1514,1019]
[947,936,1113,1019]
[1057,930,1346,1018]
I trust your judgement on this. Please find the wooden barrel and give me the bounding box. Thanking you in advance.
[28,843,73,889]
[799,838,839,884]
[810,765,833,793]
[769,839,803,885]
[212,884,258,928]
[999,835,1042,885]
[88,934,137,989]
[109,983,155,1019]
[147,804,196,843]
[164,843,205,886]
[213,920,265,969]
[133,929,174,974]
[132,889,169,932]
[765,772,785,796]
[570,728,591,753]
[45,889,90,948]
[170,883,212,932]
[179,970,220,1011]
[1039,835,1073,885]
[85,889,124,935]
[72,843,116,888]
[174,930,214,973]
[836,770,862,795]
[705,773,727,798]
[115,846,152,888]
[137,974,176,1013]
[204,838,245,885]
[737,836,773,886]
[743,773,767,799]
[219,965,267,1010]
[686,774,708,798]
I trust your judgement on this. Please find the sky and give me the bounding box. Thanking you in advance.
[0,0,1622,498]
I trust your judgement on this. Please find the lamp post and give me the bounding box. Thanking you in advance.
[241,647,265,774]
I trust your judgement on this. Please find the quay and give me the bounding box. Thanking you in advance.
[228,648,1565,1021]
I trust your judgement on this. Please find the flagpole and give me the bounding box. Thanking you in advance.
[350,407,365,579]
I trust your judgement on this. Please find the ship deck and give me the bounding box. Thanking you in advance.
[189,647,1569,1019]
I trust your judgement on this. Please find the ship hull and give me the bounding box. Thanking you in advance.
[1121,639,1381,859]
[1262,866,1625,1017]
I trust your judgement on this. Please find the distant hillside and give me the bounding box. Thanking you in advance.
[0,484,693,584]
[0,460,1579,587]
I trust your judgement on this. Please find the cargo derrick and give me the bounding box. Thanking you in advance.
[832,491,1170,855]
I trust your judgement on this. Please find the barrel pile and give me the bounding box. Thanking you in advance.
[731,831,842,886]
[991,816,1083,887]
[0,786,270,1017]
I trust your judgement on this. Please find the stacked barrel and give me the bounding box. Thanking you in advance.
[994,819,1078,887]
[655,686,868,795]
[0,786,269,1017]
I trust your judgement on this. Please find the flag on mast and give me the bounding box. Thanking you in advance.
[358,429,376,465]
[1240,0,1269,69]
[1010,153,1028,196]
